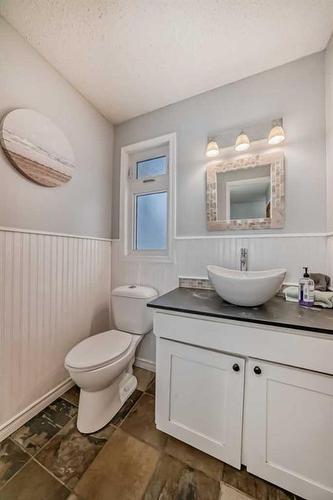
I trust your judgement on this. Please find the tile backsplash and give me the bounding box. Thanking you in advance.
[179,277,214,290]
[179,276,289,296]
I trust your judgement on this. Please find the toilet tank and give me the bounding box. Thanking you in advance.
[111,285,158,334]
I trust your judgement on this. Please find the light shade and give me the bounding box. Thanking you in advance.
[235,132,250,152]
[206,139,219,158]
[268,123,285,145]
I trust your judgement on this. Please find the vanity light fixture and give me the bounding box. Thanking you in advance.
[206,138,220,158]
[235,131,250,152]
[268,119,285,145]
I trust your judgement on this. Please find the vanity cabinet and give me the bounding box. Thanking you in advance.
[245,358,333,500]
[153,310,333,500]
[156,338,245,467]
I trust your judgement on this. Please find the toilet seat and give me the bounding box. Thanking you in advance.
[65,330,132,372]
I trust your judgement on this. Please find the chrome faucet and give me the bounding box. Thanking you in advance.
[240,248,248,271]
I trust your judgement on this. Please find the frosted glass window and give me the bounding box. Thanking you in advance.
[136,156,167,179]
[135,192,167,250]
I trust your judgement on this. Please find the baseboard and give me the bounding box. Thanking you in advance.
[134,357,156,373]
[0,361,156,443]
[0,378,74,443]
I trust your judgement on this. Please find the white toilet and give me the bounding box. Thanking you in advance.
[64,285,158,433]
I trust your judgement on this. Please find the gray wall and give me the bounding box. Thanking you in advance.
[326,36,333,233]
[0,17,113,238]
[112,52,326,237]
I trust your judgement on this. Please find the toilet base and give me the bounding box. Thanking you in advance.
[76,371,138,433]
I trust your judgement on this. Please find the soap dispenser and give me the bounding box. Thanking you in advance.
[298,267,315,307]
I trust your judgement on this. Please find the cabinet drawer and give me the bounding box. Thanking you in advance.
[154,312,333,375]
[156,338,245,468]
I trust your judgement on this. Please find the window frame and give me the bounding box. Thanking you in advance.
[120,133,176,262]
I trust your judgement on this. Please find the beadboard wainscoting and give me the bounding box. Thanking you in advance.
[111,235,329,292]
[0,229,111,440]
[111,234,329,366]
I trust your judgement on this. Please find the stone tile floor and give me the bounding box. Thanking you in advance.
[0,367,304,500]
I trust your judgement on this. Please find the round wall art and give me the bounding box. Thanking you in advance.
[0,109,75,187]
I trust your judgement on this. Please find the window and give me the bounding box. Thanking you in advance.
[129,146,168,255]
[135,192,168,250]
[120,134,176,261]
[136,156,167,180]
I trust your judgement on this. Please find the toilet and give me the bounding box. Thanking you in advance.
[64,285,158,433]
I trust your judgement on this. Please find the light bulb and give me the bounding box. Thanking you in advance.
[206,139,219,158]
[268,124,285,145]
[235,132,250,152]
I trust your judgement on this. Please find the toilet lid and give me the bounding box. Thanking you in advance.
[65,330,132,371]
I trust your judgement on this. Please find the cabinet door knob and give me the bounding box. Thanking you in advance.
[253,366,262,375]
[232,363,240,372]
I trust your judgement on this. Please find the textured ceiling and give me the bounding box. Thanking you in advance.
[1,0,333,124]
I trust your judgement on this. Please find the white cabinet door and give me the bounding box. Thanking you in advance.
[245,358,333,500]
[155,338,245,468]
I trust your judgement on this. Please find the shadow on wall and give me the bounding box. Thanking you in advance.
[90,306,110,335]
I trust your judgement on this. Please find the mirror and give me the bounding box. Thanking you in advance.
[217,164,271,220]
[207,153,284,230]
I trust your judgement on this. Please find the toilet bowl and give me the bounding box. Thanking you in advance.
[65,285,158,433]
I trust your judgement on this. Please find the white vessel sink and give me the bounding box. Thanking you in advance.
[207,265,286,307]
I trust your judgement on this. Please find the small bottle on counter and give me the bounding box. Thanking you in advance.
[298,267,315,307]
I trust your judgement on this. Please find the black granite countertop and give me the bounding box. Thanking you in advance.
[147,287,333,335]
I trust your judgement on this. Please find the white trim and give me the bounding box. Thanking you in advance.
[0,227,329,242]
[134,357,156,373]
[112,232,331,241]
[0,378,74,443]
[175,232,330,240]
[0,226,112,242]
[120,133,177,263]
